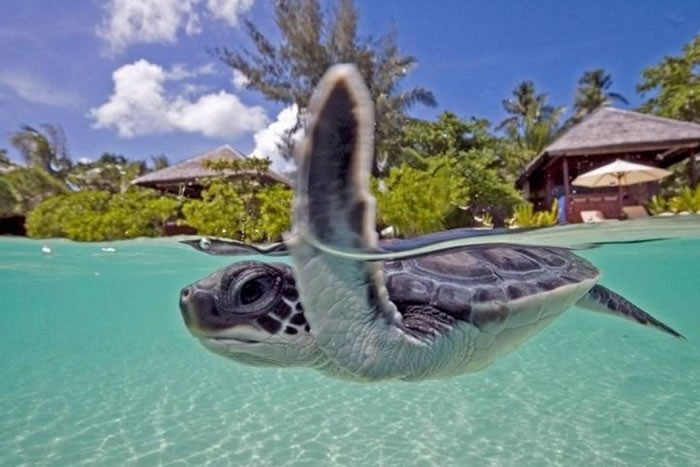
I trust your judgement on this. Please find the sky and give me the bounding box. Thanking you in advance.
[1,0,699,172]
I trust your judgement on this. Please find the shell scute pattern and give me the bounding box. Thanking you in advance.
[434,284,473,314]
[479,247,544,273]
[384,244,600,323]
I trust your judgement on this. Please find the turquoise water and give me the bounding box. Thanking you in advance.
[1,218,699,466]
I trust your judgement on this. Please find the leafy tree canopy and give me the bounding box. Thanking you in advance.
[2,123,172,216]
[68,153,148,193]
[1,166,70,214]
[381,112,522,231]
[0,177,16,217]
[214,0,435,169]
[374,156,466,236]
[182,180,292,242]
[638,34,700,122]
[397,113,495,163]
[183,157,292,242]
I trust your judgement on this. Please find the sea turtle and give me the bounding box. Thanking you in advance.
[179,64,683,382]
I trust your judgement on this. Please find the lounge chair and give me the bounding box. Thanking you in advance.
[580,210,606,223]
[622,205,649,220]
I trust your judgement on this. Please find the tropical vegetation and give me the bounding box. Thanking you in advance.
[511,200,559,228]
[647,186,700,215]
[1,3,699,242]
[181,159,293,242]
[25,189,181,241]
[570,69,629,124]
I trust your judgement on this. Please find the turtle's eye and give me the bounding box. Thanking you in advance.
[239,277,272,305]
[217,269,279,315]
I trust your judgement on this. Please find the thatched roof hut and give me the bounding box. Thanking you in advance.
[516,107,700,222]
[132,145,291,197]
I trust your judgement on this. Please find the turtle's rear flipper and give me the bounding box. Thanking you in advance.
[575,284,684,339]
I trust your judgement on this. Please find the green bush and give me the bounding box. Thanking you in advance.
[536,198,559,226]
[373,156,467,237]
[24,194,73,238]
[26,189,180,241]
[1,166,69,213]
[0,177,17,216]
[511,199,558,227]
[256,184,293,241]
[647,185,700,214]
[182,181,247,239]
[646,194,668,215]
[480,212,493,228]
[182,179,292,242]
[451,148,523,227]
[512,203,538,227]
[670,186,700,212]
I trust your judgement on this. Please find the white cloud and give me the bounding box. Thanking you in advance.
[170,91,267,138]
[97,0,255,54]
[0,70,80,107]
[197,63,217,75]
[206,0,255,26]
[168,63,196,81]
[90,59,268,139]
[231,69,250,89]
[181,82,210,96]
[90,60,170,136]
[97,0,197,54]
[251,105,302,173]
[167,62,215,80]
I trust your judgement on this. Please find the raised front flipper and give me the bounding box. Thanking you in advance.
[576,284,684,339]
[287,65,458,381]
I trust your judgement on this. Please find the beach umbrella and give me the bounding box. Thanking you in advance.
[572,159,672,217]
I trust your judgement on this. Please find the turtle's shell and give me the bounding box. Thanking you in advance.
[384,244,599,314]
[382,243,600,372]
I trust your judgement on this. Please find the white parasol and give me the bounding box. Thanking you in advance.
[572,159,672,217]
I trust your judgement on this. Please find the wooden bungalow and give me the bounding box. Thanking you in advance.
[132,145,292,198]
[516,107,700,222]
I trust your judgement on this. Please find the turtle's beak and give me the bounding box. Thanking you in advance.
[179,266,223,335]
[179,284,215,334]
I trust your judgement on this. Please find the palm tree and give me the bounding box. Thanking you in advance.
[150,154,170,171]
[9,124,72,177]
[6,125,72,213]
[498,81,565,155]
[571,69,628,123]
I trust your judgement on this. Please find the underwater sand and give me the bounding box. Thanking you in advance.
[1,216,699,466]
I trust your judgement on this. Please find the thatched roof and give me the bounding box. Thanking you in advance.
[546,107,700,156]
[132,145,291,188]
[517,107,700,187]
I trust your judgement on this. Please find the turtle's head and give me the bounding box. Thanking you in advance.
[179,261,324,369]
